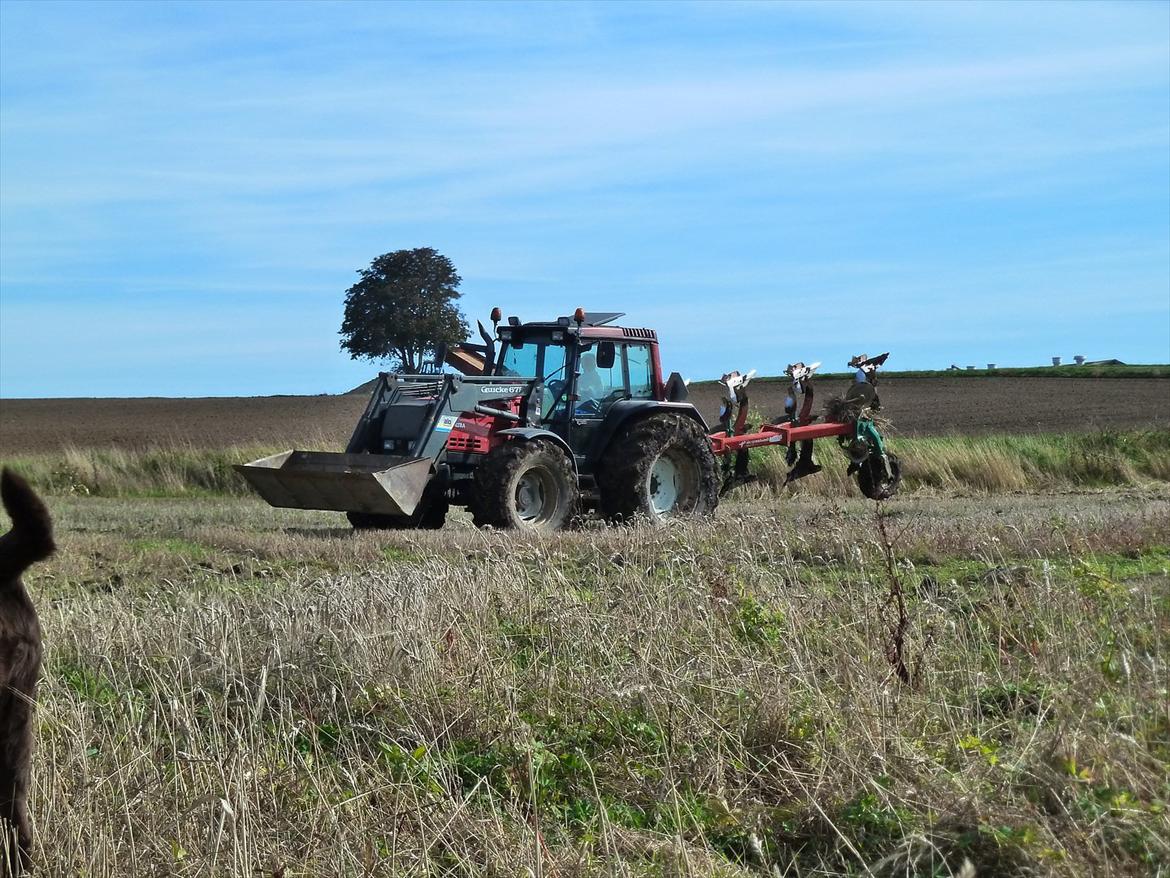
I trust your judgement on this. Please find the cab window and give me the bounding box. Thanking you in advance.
[500,341,568,383]
[625,344,654,399]
[500,341,539,377]
[542,344,568,384]
[576,349,621,405]
[574,341,656,414]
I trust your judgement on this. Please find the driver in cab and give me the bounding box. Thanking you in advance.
[575,353,607,412]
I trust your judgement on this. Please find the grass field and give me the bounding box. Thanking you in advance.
[3,430,1168,501]
[3,392,1169,876]
[22,488,1170,877]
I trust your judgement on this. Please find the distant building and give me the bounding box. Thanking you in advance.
[1085,358,1126,366]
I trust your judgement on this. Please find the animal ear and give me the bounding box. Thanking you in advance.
[0,468,55,578]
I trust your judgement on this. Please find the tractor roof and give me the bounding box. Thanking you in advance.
[509,311,625,328]
[507,315,656,343]
[492,312,657,346]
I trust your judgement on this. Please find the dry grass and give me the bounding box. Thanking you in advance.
[20,491,1170,876]
[750,430,1170,497]
[4,430,1169,502]
[4,437,336,498]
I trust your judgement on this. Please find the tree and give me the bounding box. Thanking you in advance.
[339,248,469,373]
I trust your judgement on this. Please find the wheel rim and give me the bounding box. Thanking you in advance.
[648,449,698,516]
[515,467,556,523]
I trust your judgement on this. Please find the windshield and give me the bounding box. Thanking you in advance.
[500,341,538,377]
[498,340,569,421]
[499,340,567,381]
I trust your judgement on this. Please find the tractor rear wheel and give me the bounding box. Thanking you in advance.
[470,440,578,531]
[857,452,902,500]
[599,413,719,524]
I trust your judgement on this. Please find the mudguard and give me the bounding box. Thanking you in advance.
[588,400,708,463]
[495,427,578,469]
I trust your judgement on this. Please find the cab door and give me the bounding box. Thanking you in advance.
[566,340,655,472]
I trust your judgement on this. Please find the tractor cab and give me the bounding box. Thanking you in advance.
[489,311,664,430]
[425,309,707,515]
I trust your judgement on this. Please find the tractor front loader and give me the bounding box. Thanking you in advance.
[237,372,548,529]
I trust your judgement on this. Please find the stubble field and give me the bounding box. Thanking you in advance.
[20,489,1170,877]
[2,378,1169,876]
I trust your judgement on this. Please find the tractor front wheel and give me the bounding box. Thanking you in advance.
[599,413,719,524]
[857,452,902,500]
[470,440,578,532]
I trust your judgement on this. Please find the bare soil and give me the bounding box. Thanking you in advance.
[686,375,1170,437]
[1,376,1166,453]
[0,395,369,453]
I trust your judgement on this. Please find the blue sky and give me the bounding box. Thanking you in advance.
[1,0,1167,397]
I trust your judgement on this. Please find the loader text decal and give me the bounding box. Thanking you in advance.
[481,385,526,395]
[435,415,457,432]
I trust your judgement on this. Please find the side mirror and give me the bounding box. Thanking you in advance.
[596,341,616,370]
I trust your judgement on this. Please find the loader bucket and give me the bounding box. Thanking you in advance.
[235,451,433,517]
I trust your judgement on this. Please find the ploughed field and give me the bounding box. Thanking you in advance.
[2,375,1168,452]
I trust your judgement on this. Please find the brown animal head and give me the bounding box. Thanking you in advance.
[0,468,54,875]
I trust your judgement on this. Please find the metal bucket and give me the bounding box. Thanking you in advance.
[235,451,433,517]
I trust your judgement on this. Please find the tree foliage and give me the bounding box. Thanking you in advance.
[339,248,469,373]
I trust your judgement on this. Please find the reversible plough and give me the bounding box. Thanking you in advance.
[711,352,900,499]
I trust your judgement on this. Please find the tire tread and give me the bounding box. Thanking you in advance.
[470,441,578,530]
[598,413,719,523]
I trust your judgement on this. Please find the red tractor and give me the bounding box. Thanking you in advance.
[238,310,899,531]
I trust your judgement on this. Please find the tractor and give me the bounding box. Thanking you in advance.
[239,309,719,531]
[236,309,899,531]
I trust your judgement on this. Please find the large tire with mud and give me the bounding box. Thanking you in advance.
[470,440,578,532]
[857,452,902,500]
[347,483,449,531]
[598,413,719,524]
